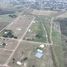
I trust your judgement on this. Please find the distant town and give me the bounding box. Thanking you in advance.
[0,0,67,11]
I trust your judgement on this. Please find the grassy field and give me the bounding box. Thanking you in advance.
[35,16,52,43]
[0,14,13,22]
[52,24,64,67]
[0,11,20,22]
[32,18,47,42]
[53,16,67,67]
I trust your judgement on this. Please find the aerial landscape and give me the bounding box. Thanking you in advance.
[0,0,67,67]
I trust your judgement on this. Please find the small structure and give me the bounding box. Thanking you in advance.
[35,44,45,58]
[0,42,6,48]
[39,44,45,48]
[16,57,28,66]
[28,29,32,32]
[12,58,16,63]
[3,29,17,39]
[35,51,44,58]
[35,48,44,58]
[3,30,14,38]
[17,61,22,65]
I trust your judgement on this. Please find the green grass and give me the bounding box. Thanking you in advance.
[30,16,52,42]
[52,28,64,67]
[31,20,47,43]
[35,16,52,43]
[52,28,61,45]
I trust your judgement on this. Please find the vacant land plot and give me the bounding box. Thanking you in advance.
[32,10,58,16]
[0,15,13,22]
[3,39,18,51]
[0,22,9,31]
[0,38,18,51]
[0,38,18,65]
[0,14,34,67]
[0,15,33,39]
[0,15,14,31]
[0,49,12,64]
[8,40,53,67]
[0,11,21,31]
